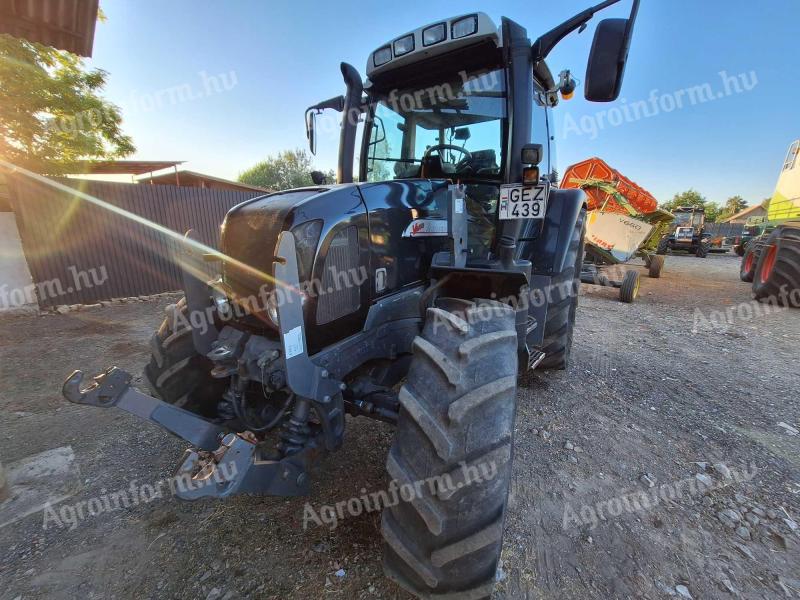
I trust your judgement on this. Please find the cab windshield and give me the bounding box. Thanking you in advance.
[674,212,703,227]
[363,68,506,182]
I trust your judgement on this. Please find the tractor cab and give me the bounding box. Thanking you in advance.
[305,6,639,273]
[672,206,706,239]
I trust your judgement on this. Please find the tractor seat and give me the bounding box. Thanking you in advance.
[420,155,455,179]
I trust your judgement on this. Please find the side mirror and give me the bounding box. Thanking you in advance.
[585,0,639,102]
[305,110,317,155]
[454,127,471,141]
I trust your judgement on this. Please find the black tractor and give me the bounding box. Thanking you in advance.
[657,205,712,257]
[63,2,640,597]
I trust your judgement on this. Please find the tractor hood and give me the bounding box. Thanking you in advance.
[219,184,365,303]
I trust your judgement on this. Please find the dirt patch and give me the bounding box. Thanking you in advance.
[0,254,798,599]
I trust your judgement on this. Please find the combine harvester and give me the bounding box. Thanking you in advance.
[563,157,673,302]
[739,140,800,306]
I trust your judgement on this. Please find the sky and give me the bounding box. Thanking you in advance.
[88,0,799,206]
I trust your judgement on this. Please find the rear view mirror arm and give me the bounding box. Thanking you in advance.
[531,0,623,62]
[306,95,345,113]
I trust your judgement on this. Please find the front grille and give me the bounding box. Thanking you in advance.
[316,226,360,324]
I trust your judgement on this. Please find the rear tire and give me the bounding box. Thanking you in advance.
[619,270,640,303]
[739,236,765,282]
[696,242,709,258]
[143,297,227,417]
[382,298,517,599]
[648,255,665,278]
[752,228,800,307]
[535,207,586,370]
[656,237,670,255]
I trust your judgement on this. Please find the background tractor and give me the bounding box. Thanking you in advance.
[62,2,641,597]
[657,206,712,257]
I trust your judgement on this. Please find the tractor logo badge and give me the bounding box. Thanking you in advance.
[402,219,448,238]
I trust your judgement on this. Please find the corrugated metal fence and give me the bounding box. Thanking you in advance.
[8,176,263,309]
[704,222,744,239]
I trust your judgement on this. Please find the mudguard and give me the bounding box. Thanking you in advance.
[520,188,587,275]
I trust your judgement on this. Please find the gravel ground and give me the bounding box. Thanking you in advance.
[1,253,798,600]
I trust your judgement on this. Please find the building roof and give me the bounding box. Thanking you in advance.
[139,170,270,193]
[0,0,99,57]
[72,160,185,175]
[721,204,766,223]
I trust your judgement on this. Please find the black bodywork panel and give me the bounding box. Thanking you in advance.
[359,180,451,298]
[519,188,587,275]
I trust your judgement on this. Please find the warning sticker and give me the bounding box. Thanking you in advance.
[283,326,304,359]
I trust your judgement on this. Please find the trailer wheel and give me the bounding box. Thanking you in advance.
[382,298,517,600]
[620,270,640,303]
[143,297,226,417]
[535,207,586,370]
[648,255,665,278]
[752,228,800,307]
[739,237,765,282]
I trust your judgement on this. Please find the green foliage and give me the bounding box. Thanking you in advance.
[0,34,134,174]
[238,149,334,190]
[718,195,748,221]
[660,189,721,222]
[660,189,706,211]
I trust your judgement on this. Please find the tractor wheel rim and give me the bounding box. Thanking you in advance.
[759,245,778,284]
[744,252,753,271]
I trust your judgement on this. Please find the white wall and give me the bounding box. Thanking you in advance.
[0,212,37,313]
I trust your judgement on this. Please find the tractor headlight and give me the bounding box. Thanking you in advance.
[423,23,446,46]
[290,219,323,283]
[393,34,415,56]
[373,46,392,67]
[451,15,478,39]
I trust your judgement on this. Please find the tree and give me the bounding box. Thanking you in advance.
[238,149,334,190]
[660,189,706,212]
[718,195,748,221]
[0,34,134,174]
[660,189,721,222]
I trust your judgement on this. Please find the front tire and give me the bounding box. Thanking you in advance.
[739,236,765,282]
[143,297,227,417]
[696,241,709,258]
[382,298,517,599]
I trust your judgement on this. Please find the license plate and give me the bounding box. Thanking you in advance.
[499,184,548,220]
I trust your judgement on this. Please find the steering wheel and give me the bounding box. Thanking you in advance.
[423,144,472,168]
